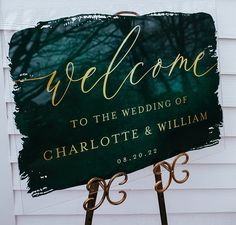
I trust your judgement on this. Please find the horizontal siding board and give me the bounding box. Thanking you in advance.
[223,108,236,136]
[9,134,22,162]
[216,0,236,38]
[0,0,217,31]
[16,214,236,225]
[14,189,236,215]
[221,75,236,107]
[7,102,18,134]
[187,137,236,164]
[12,163,236,191]
[2,30,11,69]
[0,27,16,225]
[4,68,14,103]
[218,39,236,75]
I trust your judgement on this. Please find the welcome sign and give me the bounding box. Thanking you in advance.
[9,12,222,197]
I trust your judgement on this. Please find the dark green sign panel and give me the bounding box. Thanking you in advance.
[9,12,222,197]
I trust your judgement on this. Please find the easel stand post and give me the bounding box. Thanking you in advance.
[153,152,190,225]
[83,152,189,225]
[155,165,168,225]
[84,182,99,225]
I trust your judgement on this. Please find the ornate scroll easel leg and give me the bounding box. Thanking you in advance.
[153,152,190,225]
[154,164,168,225]
[83,172,128,225]
[84,182,99,225]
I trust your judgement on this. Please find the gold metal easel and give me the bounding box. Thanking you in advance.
[83,172,128,225]
[153,152,190,225]
[83,152,190,225]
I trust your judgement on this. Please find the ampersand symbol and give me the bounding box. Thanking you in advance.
[145,126,152,136]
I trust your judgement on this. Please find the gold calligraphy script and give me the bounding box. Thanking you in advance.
[16,25,217,106]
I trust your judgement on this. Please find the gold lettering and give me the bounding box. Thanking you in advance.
[131,107,137,115]
[157,101,164,109]
[192,115,200,123]
[111,133,120,144]
[69,145,78,155]
[80,142,88,152]
[138,106,145,114]
[91,140,99,149]
[46,65,73,107]
[200,111,208,120]
[121,131,130,141]
[111,111,117,120]
[56,146,66,158]
[102,113,110,121]
[70,119,78,128]
[132,129,139,139]
[93,114,100,123]
[100,137,110,146]
[188,115,192,124]
[81,67,97,93]
[103,25,141,100]
[168,54,193,76]
[181,117,187,126]
[173,119,180,128]
[43,150,53,160]
[16,25,216,107]
[193,51,217,77]
[152,58,163,78]
[157,122,167,132]
[121,108,130,117]
[165,100,171,107]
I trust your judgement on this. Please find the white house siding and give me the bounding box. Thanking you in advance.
[0,0,236,225]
